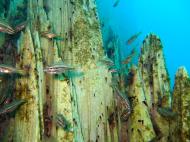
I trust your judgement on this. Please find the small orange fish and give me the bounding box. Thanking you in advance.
[127,32,142,45]
[122,48,136,65]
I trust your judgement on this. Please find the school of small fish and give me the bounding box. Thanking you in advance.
[0,17,65,116]
[0,19,63,41]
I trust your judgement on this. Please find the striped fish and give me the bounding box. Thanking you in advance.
[0,20,15,34]
[113,86,131,121]
[44,62,75,74]
[55,114,73,132]
[0,99,25,115]
[126,32,142,45]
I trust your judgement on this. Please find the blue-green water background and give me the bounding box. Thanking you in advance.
[96,0,190,88]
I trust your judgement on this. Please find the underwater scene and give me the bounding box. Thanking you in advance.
[0,0,189,142]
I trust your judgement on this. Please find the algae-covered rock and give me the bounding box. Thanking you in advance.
[14,28,40,142]
[138,34,171,141]
[67,0,119,141]
[139,34,171,108]
[0,0,118,142]
[48,43,74,142]
[171,67,190,142]
[3,0,190,142]
[127,66,156,142]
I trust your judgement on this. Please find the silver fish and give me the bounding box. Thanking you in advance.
[0,64,26,74]
[43,68,65,74]
[55,114,73,132]
[0,20,15,34]
[44,62,75,74]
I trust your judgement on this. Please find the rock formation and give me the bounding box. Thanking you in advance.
[127,66,155,142]
[0,0,118,142]
[123,33,190,142]
[138,34,171,141]
[0,1,190,142]
[171,67,190,142]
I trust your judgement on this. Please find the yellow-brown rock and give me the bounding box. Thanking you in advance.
[138,34,171,141]
[14,28,40,142]
[127,66,155,142]
[0,0,118,142]
[171,67,190,142]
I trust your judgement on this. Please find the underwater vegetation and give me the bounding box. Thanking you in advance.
[0,0,189,142]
